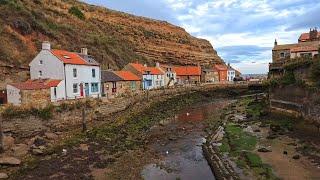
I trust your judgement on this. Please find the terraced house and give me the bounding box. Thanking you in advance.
[124,63,164,90]
[7,42,101,105]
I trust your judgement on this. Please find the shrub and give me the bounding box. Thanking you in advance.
[37,104,54,120]
[281,70,295,85]
[244,152,263,167]
[68,6,85,20]
[311,60,320,86]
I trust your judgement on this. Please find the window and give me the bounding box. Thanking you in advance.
[39,71,42,78]
[73,83,78,94]
[39,60,43,65]
[280,52,285,58]
[106,84,109,90]
[54,87,57,97]
[73,68,77,78]
[131,81,136,90]
[91,83,99,93]
[92,69,96,78]
[147,81,152,87]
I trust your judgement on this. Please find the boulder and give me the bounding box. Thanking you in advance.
[258,147,272,153]
[292,155,300,160]
[34,137,46,146]
[32,149,44,155]
[80,144,89,151]
[0,157,21,165]
[44,132,58,140]
[0,173,8,179]
[3,136,15,150]
[12,144,29,157]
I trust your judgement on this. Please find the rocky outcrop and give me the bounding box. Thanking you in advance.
[0,0,223,82]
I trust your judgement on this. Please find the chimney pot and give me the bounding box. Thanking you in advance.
[42,41,51,50]
[81,48,88,55]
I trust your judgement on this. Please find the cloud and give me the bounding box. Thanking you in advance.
[84,0,318,74]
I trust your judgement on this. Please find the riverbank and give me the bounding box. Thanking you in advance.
[8,87,245,179]
[206,95,320,180]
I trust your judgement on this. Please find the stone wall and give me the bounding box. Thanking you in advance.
[20,89,51,108]
[272,49,290,63]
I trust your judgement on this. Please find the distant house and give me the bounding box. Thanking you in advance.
[227,64,236,82]
[159,64,177,87]
[201,68,218,83]
[123,63,164,90]
[29,42,101,100]
[173,66,201,85]
[101,70,141,98]
[7,79,62,106]
[290,45,319,59]
[213,64,228,82]
[298,28,320,42]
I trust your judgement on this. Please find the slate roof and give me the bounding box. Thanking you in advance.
[101,71,122,82]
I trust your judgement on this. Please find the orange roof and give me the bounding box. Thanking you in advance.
[173,66,201,76]
[299,32,320,41]
[10,79,62,90]
[291,45,319,52]
[51,50,88,65]
[129,63,164,75]
[213,64,228,71]
[115,71,140,81]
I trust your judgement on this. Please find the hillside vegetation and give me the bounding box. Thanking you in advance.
[0,0,223,84]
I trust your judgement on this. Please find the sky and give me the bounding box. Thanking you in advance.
[84,0,320,74]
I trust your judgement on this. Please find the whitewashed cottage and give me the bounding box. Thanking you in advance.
[29,42,101,101]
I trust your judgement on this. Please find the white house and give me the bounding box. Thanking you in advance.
[123,63,165,90]
[29,42,101,101]
[227,65,236,82]
[159,63,177,87]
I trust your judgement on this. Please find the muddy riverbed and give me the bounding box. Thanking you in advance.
[141,100,229,180]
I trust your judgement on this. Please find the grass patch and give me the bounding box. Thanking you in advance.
[244,152,263,167]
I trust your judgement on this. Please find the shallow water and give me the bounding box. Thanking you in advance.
[142,100,228,180]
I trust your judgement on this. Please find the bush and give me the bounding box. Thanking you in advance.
[2,104,54,120]
[281,70,295,85]
[68,6,85,20]
[311,60,320,86]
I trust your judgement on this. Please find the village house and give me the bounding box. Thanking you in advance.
[201,68,218,83]
[269,30,320,78]
[28,42,101,101]
[159,64,177,87]
[123,63,164,90]
[213,64,228,82]
[101,70,141,98]
[173,66,201,85]
[7,79,61,106]
[227,64,236,82]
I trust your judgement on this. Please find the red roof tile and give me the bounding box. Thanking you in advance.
[173,66,201,76]
[129,63,164,75]
[115,71,140,81]
[51,50,88,65]
[213,64,228,71]
[291,45,319,52]
[10,79,62,90]
[299,32,320,41]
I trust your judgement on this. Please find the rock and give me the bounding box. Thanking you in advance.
[79,144,89,151]
[3,136,15,150]
[258,147,272,153]
[244,126,254,134]
[0,173,8,179]
[12,144,29,157]
[44,132,58,140]
[267,134,278,139]
[34,137,46,146]
[0,157,21,165]
[270,124,281,132]
[283,151,288,155]
[38,146,46,150]
[32,149,44,155]
[292,155,300,160]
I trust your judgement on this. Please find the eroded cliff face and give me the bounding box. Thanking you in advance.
[0,0,223,83]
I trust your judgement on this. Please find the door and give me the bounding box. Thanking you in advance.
[112,82,117,93]
[80,83,84,97]
[85,83,89,97]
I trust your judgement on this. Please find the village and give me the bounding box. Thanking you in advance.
[0,41,243,107]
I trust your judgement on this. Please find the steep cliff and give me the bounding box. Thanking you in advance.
[0,0,224,83]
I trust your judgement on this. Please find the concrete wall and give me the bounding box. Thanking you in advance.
[6,85,21,105]
[50,81,65,102]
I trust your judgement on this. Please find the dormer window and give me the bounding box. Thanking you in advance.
[39,60,43,65]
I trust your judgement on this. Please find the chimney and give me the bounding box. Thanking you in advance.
[42,41,51,50]
[274,39,278,46]
[81,48,88,55]
[144,64,147,67]
[156,62,160,67]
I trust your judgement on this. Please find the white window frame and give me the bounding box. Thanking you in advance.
[91,83,99,93]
